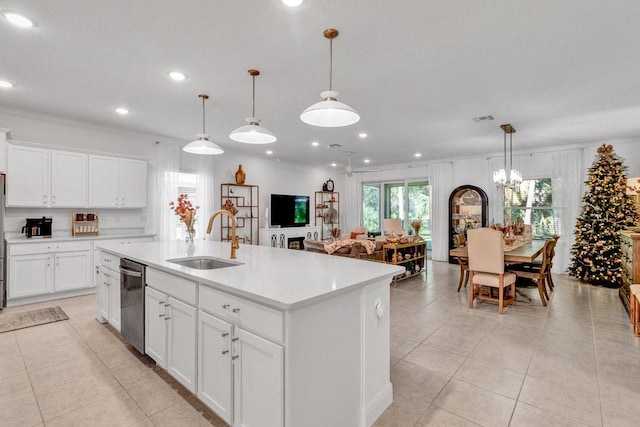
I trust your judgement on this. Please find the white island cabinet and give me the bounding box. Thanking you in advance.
[97,240,403,427]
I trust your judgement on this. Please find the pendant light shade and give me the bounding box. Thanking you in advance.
[300,28,359,127]
[229,70,276,144]
[183,94,224,155]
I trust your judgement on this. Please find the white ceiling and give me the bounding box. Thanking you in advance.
[2,0,640,170]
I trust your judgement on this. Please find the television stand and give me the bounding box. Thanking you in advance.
[259,226,320,249]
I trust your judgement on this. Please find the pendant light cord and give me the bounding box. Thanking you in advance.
[329,37,333,91]
[201,95,206,134]
[252,74,256,117]
[509,131,513,175]
[503,127,507,173]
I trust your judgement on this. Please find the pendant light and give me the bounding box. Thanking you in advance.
[183,94,224,155]
[229,69,277,144]
[300,28,360,127]
[493,123,522,187]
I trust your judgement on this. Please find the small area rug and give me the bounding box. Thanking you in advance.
[0,306,69,333]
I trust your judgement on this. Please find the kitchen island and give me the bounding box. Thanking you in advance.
[97,240,403,427]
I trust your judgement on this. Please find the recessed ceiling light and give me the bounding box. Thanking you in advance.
[0,80,14,88]
[169,71,186,81]
[2,12,35,28]
[311,141,320,146]
[282,0,303,7]
[331,163,337,167]
[358,132,367,138]
[364,159,370,163]
[414,153,422,158]
[115,107,129,115]
[266,150,273,155]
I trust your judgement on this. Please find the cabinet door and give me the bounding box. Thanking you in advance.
[7,145,49,207]
[145,286,167,368]
[54,251,92,292]
[198,310,233,424]
[167,297,197,393]
[88,155,119,208]
[96,267,109,323]
[51,150,88,207]
[107,270,121,332]
[8,254,52,298]
[233,328,284,427]
[119,159,147,208]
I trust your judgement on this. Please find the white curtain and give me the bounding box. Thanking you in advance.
[343,174,363,233]
[155,142,180,241]
[195,155,215,240]
[551,149,583,273]
[428,162,453,261]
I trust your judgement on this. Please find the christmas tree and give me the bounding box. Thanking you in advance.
[568,144,639,286]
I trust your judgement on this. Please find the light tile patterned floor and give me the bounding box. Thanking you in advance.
[1,259,639,426]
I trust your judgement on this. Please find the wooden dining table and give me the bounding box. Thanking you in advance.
[449,239,546,263]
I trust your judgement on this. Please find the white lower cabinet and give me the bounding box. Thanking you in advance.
[145,285,197,393]
[8,241,92,302]
[198,288,284,426]
[8,253,52,298]
[96,252,121,331]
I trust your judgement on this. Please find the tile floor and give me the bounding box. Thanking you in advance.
[1,259,639,426]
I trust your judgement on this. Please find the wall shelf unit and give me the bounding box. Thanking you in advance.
[314,191,339,241]
[220,184,259,245]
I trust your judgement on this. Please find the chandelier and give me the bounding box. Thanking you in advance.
[493,123,522,187]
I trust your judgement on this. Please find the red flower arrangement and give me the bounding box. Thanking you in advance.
[169,194,199,236]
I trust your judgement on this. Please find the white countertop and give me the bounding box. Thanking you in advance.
[97,240,404,310]
[5,233,156,244]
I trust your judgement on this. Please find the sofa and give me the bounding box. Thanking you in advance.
[303,238,385,261]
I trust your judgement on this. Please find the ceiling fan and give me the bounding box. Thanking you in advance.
[344,152,381,177]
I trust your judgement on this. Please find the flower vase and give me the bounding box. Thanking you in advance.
[235,164,246,185]
[185,225,195,244]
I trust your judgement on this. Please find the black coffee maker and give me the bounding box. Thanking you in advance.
[22,217,53,238]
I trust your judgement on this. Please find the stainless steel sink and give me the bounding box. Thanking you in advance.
[167,257,242,270]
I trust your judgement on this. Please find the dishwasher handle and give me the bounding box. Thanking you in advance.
[120,266,143,278]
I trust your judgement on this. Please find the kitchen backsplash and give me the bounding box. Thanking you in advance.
[4,207,150,239]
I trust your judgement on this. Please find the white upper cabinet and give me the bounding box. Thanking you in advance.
[119,158,148,208]
[7,145,50,207]
[7,143,146,209]
[51,150,88,207]
[88,155,119,208]
[89,155,147,208]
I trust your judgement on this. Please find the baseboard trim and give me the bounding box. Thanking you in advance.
[365,382,393,426]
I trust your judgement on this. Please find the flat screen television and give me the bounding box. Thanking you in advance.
[270,194,309,227]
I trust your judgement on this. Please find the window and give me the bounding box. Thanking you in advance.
[174,172,201,240]
[362,180,430,241]
[504,178,556,239]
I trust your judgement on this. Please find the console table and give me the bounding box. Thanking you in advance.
[383,240,427,284]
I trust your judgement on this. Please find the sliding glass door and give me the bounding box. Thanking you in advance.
[363,180,430,241]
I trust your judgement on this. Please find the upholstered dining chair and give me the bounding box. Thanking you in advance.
[509,235,559,295]
[467,228,516,314]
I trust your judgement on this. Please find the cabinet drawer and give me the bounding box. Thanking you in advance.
[100,237,154,246]
[100,252,120,269]
[9,240,91,256]
[199,285,283,343]
[147,268,196,305]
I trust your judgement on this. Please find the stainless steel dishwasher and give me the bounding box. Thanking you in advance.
[120,258,146,354]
